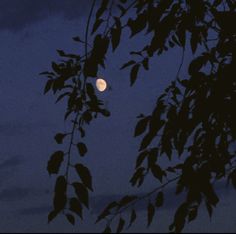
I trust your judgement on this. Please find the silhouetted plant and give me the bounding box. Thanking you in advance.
[41,0,236,232]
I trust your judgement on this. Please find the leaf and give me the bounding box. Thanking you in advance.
[48,210,58,223]
[77,142,88,157]
[120,60,136,70]
[66,214,75,225]
[73,36,83,42]
[205,202,213,218]
[213,0,222,6]
[99,109,111,117]
[188,207,198,222]
[147,148,158,168]
[72,182,89,208]
[230,169,236,188]
[136,151,148,169]
[75,164,93,191]
[130,64,140,86]
[56,92,70,103]
[155,191,164,207]
[119,195,137,208]
[130,167,145,187]
[86,83,95,96]
[129,209,137,227]
[79,127,85,138]
[139,132,155,151]
[82,111,93,124]
[176,24,186,47]
[103,225,112,233]
[51,62,60,74]
[44,80,53,94]
[55,176,67,193]
[117,217,125,233]
[53,176,67,212]
[92,19,104,35]
[96,201,118,223]
[69,198,83,219]
[188,55,208,76]
[151,164,164,182]
[96,0,109,19]
[57,50,66,56]
[117,4,126,16]
[134,116,150,137]
[172,202,188,232]
[54,133,67,144]
[190,32,198,54]
[142,58,149,70]
[47,151,64,175]
[127,12,147,37]
[111,17,122,51]
[147,203,155,227]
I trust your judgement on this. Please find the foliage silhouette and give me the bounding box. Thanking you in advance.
[41,0,236,232]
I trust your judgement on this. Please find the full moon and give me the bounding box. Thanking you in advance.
[96,78,107,92]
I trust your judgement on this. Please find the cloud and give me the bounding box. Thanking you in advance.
[18,205,51,215]
[0,0,92,32]
[0,187,32,201]
[0,155,24,170]
[0,122,30,136]
[0,121,56,137]
[0,187,48,202]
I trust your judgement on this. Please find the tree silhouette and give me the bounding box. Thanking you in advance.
[41,0,236,232]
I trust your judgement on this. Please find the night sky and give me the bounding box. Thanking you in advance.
[0,0,235,232]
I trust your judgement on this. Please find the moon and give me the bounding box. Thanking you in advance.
[96,78,107,92]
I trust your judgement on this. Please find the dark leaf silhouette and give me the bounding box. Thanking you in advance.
[75,164,93,191]
[96,0,109,19]
[77,142,88,157]
[53,176,67,213]
[117,217,125,233]
[155,191,164,207]
[147,202,155,227]
[72,182,89,208]
[142,58,149,70]
[127,12,147,37]
[111,17,122,51]
[151,164,164,182]
[103,226,112,233]
[134,116,150,137]
[136,150,148,169]
[96,201,119,223]
[129,209,137,228]
[47,151,64,175]
[44,80,53,94]
[70,198,83,219]
[188,206,198,222]
[130,64,140,86]
[48,210,58,223]
[119,195,137,208]
[120,60,136,70]
[66,214,75,225]
[92,19,104,35]
[54,133,67,144]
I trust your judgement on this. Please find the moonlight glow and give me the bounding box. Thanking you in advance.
[96,78,107,92]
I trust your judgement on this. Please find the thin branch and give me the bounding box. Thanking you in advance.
[106,176,180,226]
[65,112,80,182]
[104,0,139,37]
[103,0,114,35]
[176,46,185,80]
[85,0,96,59]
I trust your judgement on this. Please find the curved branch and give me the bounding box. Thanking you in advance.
[106,176,180,226]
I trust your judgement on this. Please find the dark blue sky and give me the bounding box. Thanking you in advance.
[0,0,235,232]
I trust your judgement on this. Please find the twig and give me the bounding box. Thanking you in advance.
[106,176,180,226]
